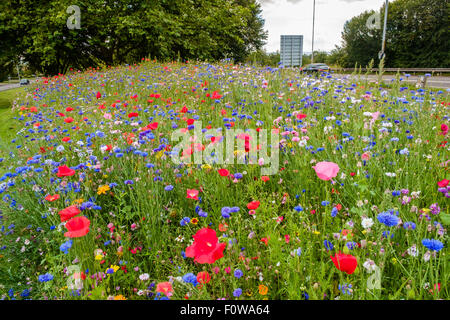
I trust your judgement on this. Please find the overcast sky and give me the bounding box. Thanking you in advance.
[259,0,393,53]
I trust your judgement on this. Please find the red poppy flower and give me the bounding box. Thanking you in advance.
[247,201,260,210]
[185,228,226,264]
[147,122,158,130]
[128,112,139,118]
[218,169,229,177]
[330,252,358,275]
[156,282,173,296]
[58,205,81,222]
[210,136,221,143]
[96,91,101,99]
[437,179,449,188]
[260,237,269,246]
[212,91,222,99]
[57,165,75,177]
[64,117,74,123]
[180,106,188,113]
[64,216,90,238]
[197,271,211,284]
[62,136,71,142]
[45,194,60,202]
[186,189,199,200]
[261,176,270,182]
[296,113,307,120]
[186,118,195,125]
[66,107,74,112]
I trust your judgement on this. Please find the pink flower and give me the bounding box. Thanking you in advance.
[186,189,199,200]
[437,179,449,188]
[312,161,340,181]
[361,152,371,161]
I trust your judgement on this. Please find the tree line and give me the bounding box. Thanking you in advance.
[0,0,267,80]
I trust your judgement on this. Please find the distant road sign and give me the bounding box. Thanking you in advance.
[280,35,303,67]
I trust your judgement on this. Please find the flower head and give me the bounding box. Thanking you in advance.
[185,228,226,264]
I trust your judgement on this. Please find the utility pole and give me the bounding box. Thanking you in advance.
[379,0,389,61]
[311,0,316,63]
[16,60,21,82]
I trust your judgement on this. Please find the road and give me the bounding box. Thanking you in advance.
[333,74,450,90]
[0,83,21,92]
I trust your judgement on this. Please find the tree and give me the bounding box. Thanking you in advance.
[0,0,268,76]
[337,0,450,68]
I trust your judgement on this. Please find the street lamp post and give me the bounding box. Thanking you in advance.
[312,0,316,63]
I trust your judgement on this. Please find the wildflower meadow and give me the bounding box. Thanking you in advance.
[0,60,448,300]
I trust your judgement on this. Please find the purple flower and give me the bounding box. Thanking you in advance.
[429,203,440,215]
[234,269,243,278]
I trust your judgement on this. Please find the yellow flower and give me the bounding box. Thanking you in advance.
[114,295,127,300]
[95,254,103,260]
[73,198,84,205]
[258,285,268,296]
[313,231,320,235]
[97,184,110,195]
[422,208,430,213]
[111,265,120,272]
[201,164,212,170]
[191,218,199,225]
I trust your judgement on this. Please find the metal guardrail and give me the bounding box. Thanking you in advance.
[332,68,450,74]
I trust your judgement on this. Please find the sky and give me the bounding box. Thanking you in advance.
[259,0,393,54]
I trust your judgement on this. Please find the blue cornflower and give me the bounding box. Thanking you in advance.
[20,289,30,298]
[106,268,115,274]
[233,288,242,297]
[180,217,190,226]
[346,241,358,250]
[338,283,353,295]
[182,273,198,287]
[60,239,73,254]
[422,239,444,252]
[124,180,134,185]
[296,247,302,256]
[331,207,338,217]
[221,207,231,218]
[234,173,243,180]
[198,210,208,218]
[377,211,399,227]
[382,231,394,239]
[164,185,174,191]
[323,240,334,251]
[321,201,330,206]
[294,205,303,212]
[403,222,416,230]
[234,269,243,279]
[38,273,54,282]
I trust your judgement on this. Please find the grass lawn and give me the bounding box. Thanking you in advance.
[0,87,25,144]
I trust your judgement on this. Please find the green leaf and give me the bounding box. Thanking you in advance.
[439,212,450,225]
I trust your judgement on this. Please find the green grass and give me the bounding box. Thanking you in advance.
[0,87,24,143]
